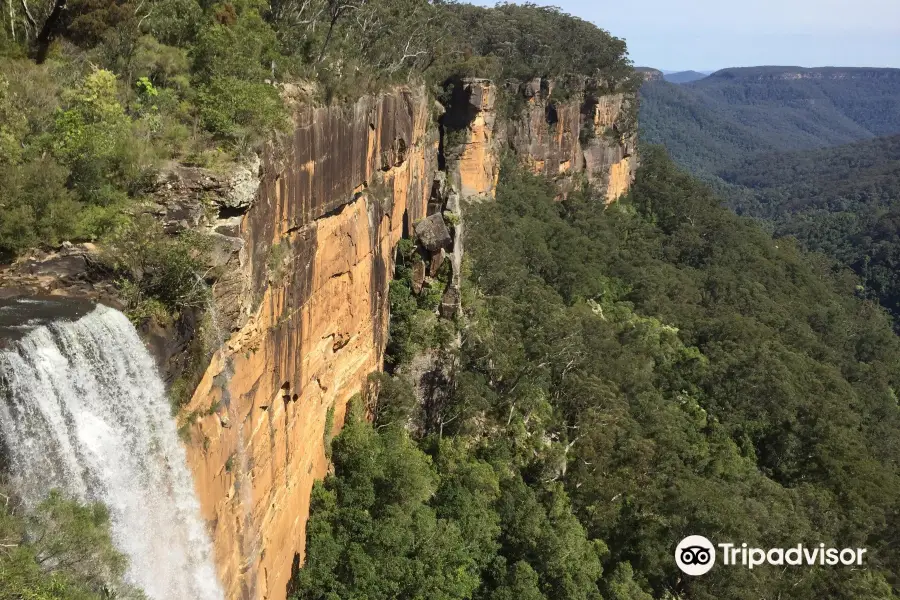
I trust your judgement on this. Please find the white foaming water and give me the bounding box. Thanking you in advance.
[0,304,224,600]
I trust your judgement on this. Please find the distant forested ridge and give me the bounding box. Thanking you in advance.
[663,70,707,84]
[640,66,900,174]
[719,134,900,326]
[640,66,900,326]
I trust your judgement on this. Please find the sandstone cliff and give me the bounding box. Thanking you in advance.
[173,78,637,600]
[443,77,637,202]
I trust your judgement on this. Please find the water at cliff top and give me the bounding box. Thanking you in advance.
[0,303,224,600]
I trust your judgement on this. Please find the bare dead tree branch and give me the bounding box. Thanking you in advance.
[20,0,36,36]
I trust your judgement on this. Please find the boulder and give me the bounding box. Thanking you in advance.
[439,285,460,319]
[429,249,445,277]
[411,259,426,295]
[22,254,88,279]
[161,198,205,233]
[204,233,244,270]
[414,214,452,252]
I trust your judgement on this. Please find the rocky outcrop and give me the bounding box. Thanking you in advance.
[635,67,664,82]
[413,213,452,252]
[444,78,501,199]
[444,77,637,203]
[178,86,437,600]
[507,78,636,202]
[0,243,117,302]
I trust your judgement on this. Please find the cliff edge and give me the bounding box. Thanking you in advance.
[172,79,637,600]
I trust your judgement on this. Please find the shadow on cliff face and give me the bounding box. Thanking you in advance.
[369,194,389,367]
[270,227,318,408]
[438,77,482,171]
[286,553,302,598]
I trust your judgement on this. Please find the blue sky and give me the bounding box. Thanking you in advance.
[482,0,900,71]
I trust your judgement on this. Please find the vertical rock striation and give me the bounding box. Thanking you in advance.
[445,77,637,202]
[179,86,438,600]
[177,78,637,600]
[444,79,501,199]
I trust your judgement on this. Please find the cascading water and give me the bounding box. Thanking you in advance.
[0,303,224,600]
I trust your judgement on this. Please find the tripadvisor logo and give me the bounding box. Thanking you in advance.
[675,536,868,576]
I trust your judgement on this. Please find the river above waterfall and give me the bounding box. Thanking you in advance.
[0,303,224,600]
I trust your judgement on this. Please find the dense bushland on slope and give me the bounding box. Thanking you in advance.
[716,134,900,327]
[0,488,144,599]
[293,150,900,600]
[639,70,900,327]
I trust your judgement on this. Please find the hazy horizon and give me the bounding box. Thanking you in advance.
[477,0,900,72]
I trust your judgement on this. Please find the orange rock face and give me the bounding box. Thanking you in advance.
[449,79,500,199]
[507,78,637,202]
[445,77,636,203]
[179,80,637,600]
[180,87,437,600]
[605,158,634,203]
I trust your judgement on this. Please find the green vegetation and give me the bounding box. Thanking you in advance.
[639,69,900,175]
[101,214,211,323]
[294,150,900,599]
[718,134,900,328]
[385,238,450,367]
[323,403,335,460]
[0,0,633,261]
[267,239,290,285]
[436,3,633,89]
[640,68,900,329]
[0,488,144,599]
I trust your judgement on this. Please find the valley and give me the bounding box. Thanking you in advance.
[641,66,900,325]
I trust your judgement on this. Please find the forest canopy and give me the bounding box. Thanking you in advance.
[293,149,900,600]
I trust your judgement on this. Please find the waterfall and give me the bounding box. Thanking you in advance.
[0,303,224,600]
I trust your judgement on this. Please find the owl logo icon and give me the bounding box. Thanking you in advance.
[675,535,716,575]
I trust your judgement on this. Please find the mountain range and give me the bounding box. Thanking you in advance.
[662,70,708,83]
[640,66,900,174]
[640,65,900,325]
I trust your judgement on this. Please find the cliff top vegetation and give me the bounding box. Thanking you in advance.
[0,0,634,323]
[0,0,633,255]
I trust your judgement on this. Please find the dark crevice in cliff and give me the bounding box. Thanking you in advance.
[545,103,559,126]
[218,204,250,220]
[308,196,357,226]
[437,130,447,172]
[368,196,388,366]
[438,77,482,168]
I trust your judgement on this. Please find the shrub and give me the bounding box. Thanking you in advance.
[196,76,286,144]
[323,403,336,460]
[0,487,144,599]
[102,214,211,322]
[53,68,157,202]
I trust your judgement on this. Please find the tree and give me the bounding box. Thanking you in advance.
[0,488,144,599]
